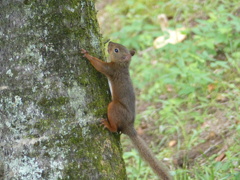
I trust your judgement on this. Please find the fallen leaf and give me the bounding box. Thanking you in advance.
[208,84,216,92]
[215,153,226,161]
[153,14,187,49]
[169,140,177,147]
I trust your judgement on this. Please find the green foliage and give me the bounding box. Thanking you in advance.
[101,0,170,49]
[131,5,240,101]
[99,0,240,179]
[123,150,150,180]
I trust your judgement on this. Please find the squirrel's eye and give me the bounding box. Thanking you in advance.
[114,49,119,53]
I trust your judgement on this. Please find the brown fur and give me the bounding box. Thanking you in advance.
[81,42,172,180]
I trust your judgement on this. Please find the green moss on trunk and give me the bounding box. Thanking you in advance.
[0,0,126,179]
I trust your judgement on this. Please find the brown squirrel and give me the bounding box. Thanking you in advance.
[81,42,172,180]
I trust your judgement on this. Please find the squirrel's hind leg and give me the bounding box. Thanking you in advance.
[101,118,118,132]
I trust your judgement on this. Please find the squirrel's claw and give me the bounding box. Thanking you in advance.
[100,118,110,130]
[81,48,88,57]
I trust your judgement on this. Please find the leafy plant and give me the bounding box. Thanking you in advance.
[97,0,240,179]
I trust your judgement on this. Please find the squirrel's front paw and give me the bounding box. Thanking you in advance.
[81,49,88,57]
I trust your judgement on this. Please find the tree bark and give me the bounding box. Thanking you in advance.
[0,0,126,179]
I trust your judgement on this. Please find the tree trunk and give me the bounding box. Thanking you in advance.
[0,0,127,179]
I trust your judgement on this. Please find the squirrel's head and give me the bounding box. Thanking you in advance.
[108,41,135,63]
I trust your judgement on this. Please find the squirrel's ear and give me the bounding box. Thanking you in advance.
[130,50,135,56]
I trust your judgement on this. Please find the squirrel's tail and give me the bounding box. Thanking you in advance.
[126,129,172,180]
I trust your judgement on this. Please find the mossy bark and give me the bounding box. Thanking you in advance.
[0,0,127,179]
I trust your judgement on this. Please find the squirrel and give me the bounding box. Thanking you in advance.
[81,41,172,180]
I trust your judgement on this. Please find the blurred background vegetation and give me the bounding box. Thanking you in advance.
[96,0,240,179]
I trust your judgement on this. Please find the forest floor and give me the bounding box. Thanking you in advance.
[96,1,240,179]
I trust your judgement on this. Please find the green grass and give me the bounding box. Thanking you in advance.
[97,0,240,179]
